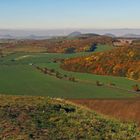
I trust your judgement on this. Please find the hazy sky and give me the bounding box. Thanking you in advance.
[0,0,140,29]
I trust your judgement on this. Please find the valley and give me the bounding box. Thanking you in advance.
[1,0,140,139]
[0,44,139,98]
[0,35,140,139]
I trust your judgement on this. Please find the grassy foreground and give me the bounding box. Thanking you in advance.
[0,95,139,140]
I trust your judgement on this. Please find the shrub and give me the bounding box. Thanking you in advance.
[96,81,103,86]
[69,77,76,82]
[64,47,76,54]
[50,69,55,73]
[132,84,140,92]
[109,83,116,86]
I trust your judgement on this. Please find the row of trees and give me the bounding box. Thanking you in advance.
[35,65,77,82]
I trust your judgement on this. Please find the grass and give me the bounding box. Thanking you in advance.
[94,44,114,52]
[0,95,139,140]
[0,44,139,98]
[41,62,140,91]
[69,99,140,125]
[0,64,135,98]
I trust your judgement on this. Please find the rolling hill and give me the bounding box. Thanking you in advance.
[0,95,138,140]
[0,35,113,54]
[67,31,82,37]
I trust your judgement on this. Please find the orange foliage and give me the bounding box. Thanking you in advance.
[62,46,140,80]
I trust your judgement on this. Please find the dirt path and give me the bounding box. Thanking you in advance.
[15,55,31,60]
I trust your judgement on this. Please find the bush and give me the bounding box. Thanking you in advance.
[132,84,140,92]
[96,81,103,86]
[64,47,76,54]
[109,83,116,86]
[50,69,55,73]
[69,77,76,82]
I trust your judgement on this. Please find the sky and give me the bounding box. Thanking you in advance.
[0,0,140,29]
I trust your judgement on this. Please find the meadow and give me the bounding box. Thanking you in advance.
[0,45,139,98]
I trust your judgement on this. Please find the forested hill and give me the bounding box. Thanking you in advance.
[0,35,113,53]
[62,46,140,80]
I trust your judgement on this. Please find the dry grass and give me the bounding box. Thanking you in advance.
[69,99,140,125]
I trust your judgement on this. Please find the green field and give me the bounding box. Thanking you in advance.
[0,45,139,98]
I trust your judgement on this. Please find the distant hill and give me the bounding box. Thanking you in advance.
[122,34,140,38]
[68,32,100,39]
[0,34,51,40]
[78,33,100,38]
[0,95,138,139]
[25,35,51,40]
[1,28,140,36]
[68,31,82,37]
[104,33,116,38]
[0,34,14,39]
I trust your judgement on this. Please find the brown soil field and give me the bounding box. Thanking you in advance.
[69,99,140,125]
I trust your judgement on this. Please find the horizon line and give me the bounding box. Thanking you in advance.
[1,28,140,31]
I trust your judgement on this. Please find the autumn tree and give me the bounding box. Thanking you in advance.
[86,43,97,52]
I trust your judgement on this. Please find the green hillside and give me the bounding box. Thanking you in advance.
[0,95,138,140]
[0,51,139,98]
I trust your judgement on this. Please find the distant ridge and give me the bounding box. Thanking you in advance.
[80,33,100,37]
[68,32,100,39]
[0,34,14,39]
[0,34,51,40]
[121,34,140,38]
[68,31,82,37]
[104,33,116,38]
[1,29,140,37]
